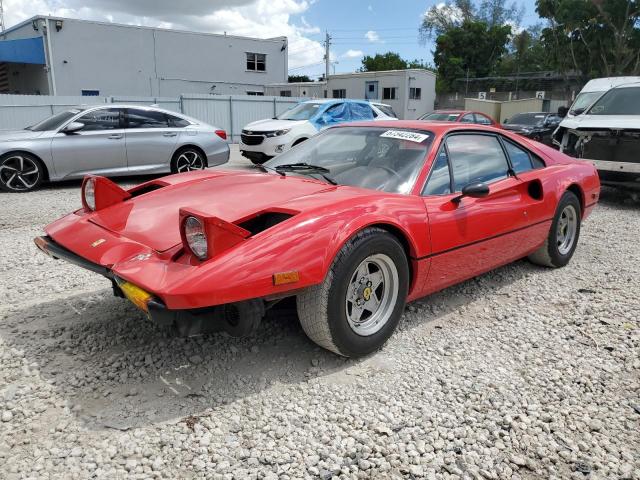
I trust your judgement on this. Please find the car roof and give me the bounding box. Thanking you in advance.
[334,119,503,135]
[581,76,640,92]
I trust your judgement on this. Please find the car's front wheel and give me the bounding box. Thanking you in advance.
[297,227,409,357]
[171,148,206,173]
[0,152,44,192]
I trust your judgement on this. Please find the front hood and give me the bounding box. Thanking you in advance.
[243,119,307,132]
[88,171,336,251]
[559,115,640,131]
[0,129,46,141]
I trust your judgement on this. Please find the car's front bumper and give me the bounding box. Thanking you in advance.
[35,235,176,327]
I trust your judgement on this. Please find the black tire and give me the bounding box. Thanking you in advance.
[171,147,206,173]
[0,152,45,192]
[297,227,409,357]
[528,191,582,268]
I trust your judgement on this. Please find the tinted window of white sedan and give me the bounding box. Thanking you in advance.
[126,109,170,128]
[77,108,121,131]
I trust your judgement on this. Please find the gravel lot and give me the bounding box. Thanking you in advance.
[0,150,638,479]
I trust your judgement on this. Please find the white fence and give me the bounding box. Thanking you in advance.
[0,93,305,143]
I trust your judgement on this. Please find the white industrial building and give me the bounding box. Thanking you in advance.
[0,16,288,96]
[265,69,436,120]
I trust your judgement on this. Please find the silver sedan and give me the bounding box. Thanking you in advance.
[0,105,230,192]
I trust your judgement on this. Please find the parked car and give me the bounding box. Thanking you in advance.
[370,102,398,119]
[0,105,229,192]
[566,76,640,118]
[418,110,500,126]
[35,121,599,358]
[239,99,395,164]
[553,81,640,191]
[502,112,563,145]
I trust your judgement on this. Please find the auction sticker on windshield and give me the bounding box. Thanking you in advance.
[380,130,430,143]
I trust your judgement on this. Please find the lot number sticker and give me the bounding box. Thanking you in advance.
[380,130,429,143]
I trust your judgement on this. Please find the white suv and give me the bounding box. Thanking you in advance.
[240,99,395,164]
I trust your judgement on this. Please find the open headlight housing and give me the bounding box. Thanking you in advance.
[83,176,96,211]
[184,216,208,260]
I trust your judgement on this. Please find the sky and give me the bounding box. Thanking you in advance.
[3,0,540,79]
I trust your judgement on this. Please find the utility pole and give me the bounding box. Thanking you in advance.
[0,0,5,34]
[324,31,331,82]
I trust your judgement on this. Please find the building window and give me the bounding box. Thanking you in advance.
[409,87,421,100]
[81,89,100,96]
[332,89,346,99]
[246,91,265,96]
[280,90,292,97]
[246,52,266,71]
[383,87,397,100]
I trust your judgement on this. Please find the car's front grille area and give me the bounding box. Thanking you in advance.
[241,131,264,145]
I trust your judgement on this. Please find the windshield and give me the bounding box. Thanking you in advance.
[277,102,322,121]
[420,112,460,122]
[588,86,640,115]
[27,109,84,131]
[508,113,546,125]
[570,91,602,114]
[264,126,433,194]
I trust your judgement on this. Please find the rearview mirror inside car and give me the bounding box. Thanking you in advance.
[62,122,85,134]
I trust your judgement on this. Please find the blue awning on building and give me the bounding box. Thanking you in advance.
[0,37,46,64]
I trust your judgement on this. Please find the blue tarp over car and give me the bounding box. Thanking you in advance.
[310,100,375,130]
[0,37,46,64]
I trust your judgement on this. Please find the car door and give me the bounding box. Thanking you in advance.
[124,108,180,173]
[420,133,548,294]
[50,108,127,179]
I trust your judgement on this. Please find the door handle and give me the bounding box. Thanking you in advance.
[108,134,123,140]
[163,132,177,137]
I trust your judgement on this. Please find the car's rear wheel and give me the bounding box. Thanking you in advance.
[297,227,409,357]
[528,191,581,268]
[171,148,206,173]
[0,152,44,192]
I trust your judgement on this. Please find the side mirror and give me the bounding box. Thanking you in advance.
[452,182,490,204]
[571,107,585,116]
[62,121,85,134]
[503,118,509,124]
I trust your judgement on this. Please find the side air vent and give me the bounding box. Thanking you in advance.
[527,179,543,201]
[236,211,295,235]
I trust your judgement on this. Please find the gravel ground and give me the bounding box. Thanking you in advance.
[0,153,638,479]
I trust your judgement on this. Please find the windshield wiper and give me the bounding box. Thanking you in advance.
[274,163,338,185]
[253,163,285,176]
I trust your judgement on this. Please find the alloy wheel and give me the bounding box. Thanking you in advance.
[557,204,578,255]
[0,155,40,191]
[175,150,204,172]
[345,253,399,336]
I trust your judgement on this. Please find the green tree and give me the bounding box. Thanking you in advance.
[288,74,312,83]
[536,0,640,77]
[433,20,512,92]
[360,52,410,71]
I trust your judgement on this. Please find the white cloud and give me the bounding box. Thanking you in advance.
[3,0,323,70]
[342,49,363,59]
[365,30,380,42]
[506,20,524,35]
[367,4,373,12]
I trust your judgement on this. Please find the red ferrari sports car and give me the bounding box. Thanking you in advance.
[35,121,599,357]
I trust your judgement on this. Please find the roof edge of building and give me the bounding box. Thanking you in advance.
[3,15,288,44]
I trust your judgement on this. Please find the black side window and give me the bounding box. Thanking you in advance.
[77,108,121,131]
[126,109,170,129]
[447,134,509,191]
[503,139,533,173]
[476,114,493,125]
[167,114,190,128]
[423,147,451,195]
